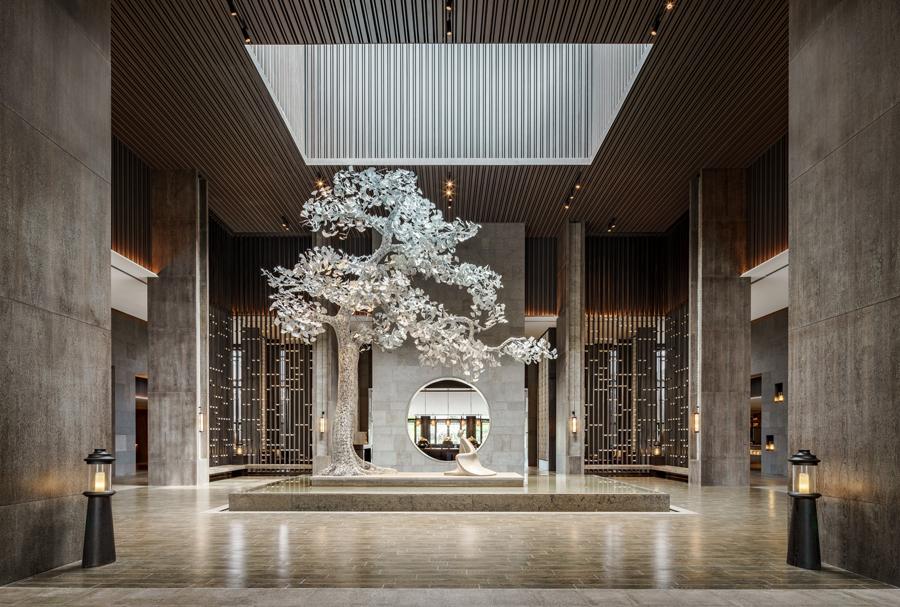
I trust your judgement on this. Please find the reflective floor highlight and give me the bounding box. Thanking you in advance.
[7,474,894,590]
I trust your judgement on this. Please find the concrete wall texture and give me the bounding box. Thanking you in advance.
[371,224,527,473]
[0,0,111,584]
[148,171,209,486]
[555,222,584,475]
[788,0,900,585]
[688,170,751,486]
[111,310,148,478]
[750,309,788,477]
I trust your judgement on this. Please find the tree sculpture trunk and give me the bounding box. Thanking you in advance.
[320,320,394,476]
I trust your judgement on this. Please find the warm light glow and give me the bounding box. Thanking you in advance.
[569,411,578,434]
[93,470,106,492]
[665,1,675,9]
[652,445,662,456]
[236,444,244,456]
[774,393,784,402]
[446,180,454,188]
[797,472,810,494]
[692,411,700,433]
[574,184,581,190]
[318,412,326,434]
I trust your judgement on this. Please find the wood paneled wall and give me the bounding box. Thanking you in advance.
[745,136,788,271]
[525,237,558,316]
[111,136,152,268]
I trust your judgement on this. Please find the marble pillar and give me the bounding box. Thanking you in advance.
[789,0,900,585]
[555,222,584,475]
[148,171,209,486]
[688,170,750,486]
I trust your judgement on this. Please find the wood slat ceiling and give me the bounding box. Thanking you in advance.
[111,0,787,236]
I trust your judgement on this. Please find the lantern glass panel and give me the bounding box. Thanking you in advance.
[88,462,112,493]
[791,464,817,495]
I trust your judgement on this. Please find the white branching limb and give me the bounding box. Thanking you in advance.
[266,167,557,476]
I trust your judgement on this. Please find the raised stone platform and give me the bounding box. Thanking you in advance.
[229,474,670,512]
[310,472,524,487]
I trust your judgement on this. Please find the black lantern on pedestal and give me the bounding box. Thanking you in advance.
[787,449,821,569]
[82,448,116,568]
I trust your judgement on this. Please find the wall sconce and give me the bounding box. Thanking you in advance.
[774,383,785,402]
[569,411,578,434]
[692,411,700,433]
[765,435,776,451]
[318,411,326,434]
[235,444,244,456]
[787,450,821,569]
[82,449,116,568]
[652,444,662,457]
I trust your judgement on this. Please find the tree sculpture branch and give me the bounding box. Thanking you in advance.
[265,167,556,476]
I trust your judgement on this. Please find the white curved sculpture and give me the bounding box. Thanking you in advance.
[445,429,497,476]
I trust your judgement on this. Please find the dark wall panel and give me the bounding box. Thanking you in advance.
[525,237,557,316]
[745,136,788,271]
[112,136,152,268]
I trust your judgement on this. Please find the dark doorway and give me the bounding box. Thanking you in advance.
[135,376,148,472]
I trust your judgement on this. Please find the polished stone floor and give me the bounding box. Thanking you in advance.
[5,474,896,595]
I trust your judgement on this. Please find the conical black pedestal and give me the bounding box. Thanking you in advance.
[787,494,821,570]
[82,492,116,568]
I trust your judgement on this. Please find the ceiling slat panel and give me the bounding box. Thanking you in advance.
[111,0,787,236]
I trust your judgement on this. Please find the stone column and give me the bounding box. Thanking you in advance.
[555,222,584,475]
[0,0,111,584]
[789,0,900,585]
[688,170,750,486]
[148,171,209,485]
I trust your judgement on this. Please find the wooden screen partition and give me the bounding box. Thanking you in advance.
[207,217,319,468]
[206,222,375,468]
[111,136,152,268]
[745,136,788,271]
[525,237,557,316]
[583,219,689,469]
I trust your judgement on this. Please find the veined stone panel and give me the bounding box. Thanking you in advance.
[248,44,650,165]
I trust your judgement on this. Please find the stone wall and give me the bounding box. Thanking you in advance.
[0,0,111,584]
[370,224,527,473]
[750,309,788,477]
[111,310,148,478]
[788,0,900,585]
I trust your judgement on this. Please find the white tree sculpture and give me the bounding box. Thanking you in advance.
[265,168,556,476]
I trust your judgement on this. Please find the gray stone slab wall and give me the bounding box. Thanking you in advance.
[148,171,209,485]
[750,309,788,477]
[788,0,900,585]
[688,170,751,486]
[371,224,526,473]
[111,310,148,478]
[0,0,111,584]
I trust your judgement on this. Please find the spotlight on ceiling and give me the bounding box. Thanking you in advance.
[315,175,326,189]
[280,215,290,231]
[446,17,453,38]
[445,0,453,12]
[650,14,661,37]
[228,0,238,17]
[607,217,617,232]
[665,1,675,10]
[241,24,252,44]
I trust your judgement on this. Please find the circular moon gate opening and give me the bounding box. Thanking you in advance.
[407,378,490,462]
